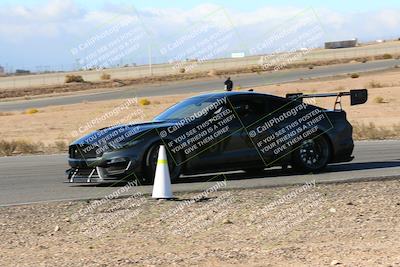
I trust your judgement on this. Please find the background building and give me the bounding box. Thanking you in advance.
[325,39,358,49]
[15,69,30,75]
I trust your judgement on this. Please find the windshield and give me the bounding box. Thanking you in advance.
[154,96,226,121]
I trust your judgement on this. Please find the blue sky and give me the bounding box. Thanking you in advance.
[0,0,399,71]
[3,0,400,12]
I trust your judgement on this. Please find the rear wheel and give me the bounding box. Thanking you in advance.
[143,143,182,185]
[292,135,331,173]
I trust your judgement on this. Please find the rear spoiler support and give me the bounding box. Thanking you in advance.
[286,89,368,111]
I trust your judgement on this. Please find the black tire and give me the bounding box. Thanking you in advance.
[143,143,182,185]
[292,134,331,173]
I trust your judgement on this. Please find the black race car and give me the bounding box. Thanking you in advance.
[67,89,367,184]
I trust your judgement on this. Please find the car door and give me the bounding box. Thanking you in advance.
[223,94,275,167]
[190,94,270,171]
[186,97,245,171]
[187,94,289,172]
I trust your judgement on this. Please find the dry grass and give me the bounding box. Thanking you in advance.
[375,54,394,60]
[139,98,151,106]
[0,140,42,156]
[352,122,399,140]
[367,81,386,88]
[0,140,18,156]
[54,140,68,151]
[0,112,12,116]
[23,108,39,114]
[16,140,42,154]
[374,96,385,103]
[208,69,221,77]
[0,140,71,156]
[248,66,262,73]
[382,53,393,59]
[100,73,111,80]
[329,85,346,92]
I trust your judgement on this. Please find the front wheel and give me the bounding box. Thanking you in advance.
[292,135,331,173]
[143,143,182,185]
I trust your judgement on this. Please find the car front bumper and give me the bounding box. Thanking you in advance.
[66,150,143,183]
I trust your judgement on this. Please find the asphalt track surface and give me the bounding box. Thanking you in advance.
[0,140,399,207]
[1,59,400,112]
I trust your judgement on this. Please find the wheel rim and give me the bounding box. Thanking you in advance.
[149,146,180,179]
[298,138,327,169]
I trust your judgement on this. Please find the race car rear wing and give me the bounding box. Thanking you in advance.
[286,89,368,111]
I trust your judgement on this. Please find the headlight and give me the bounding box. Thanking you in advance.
[108,139,142,150]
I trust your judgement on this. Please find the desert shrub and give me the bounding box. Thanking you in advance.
[0,140,18,156]
[54,141,67,151]
[249,66,262,73]
[383,53,393,59]
[65,75,84,83]
[374,96,385,103]
[368,81,385,88]
[179,68,186,74]
[350,73,360,79]
[100,73,111,80]
[139,98,151,106]
[24,108,39,114]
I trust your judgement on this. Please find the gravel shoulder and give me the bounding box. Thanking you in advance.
[1,179,399,267]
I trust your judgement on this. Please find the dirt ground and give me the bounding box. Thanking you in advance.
[0,68,399,147]
[0,179,399,267]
